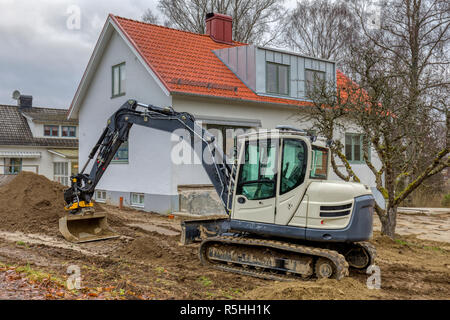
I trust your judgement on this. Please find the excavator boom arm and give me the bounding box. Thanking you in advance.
[65,100,233,214]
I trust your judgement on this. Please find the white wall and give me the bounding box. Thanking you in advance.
[77,31,172,196]
[0,146,63,179]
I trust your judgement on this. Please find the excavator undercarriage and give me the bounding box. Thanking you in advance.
[183,220,376,280]
[200,236,350,280]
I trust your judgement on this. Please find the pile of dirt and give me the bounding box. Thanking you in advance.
[117,234,175,262]
[0,172,68,235]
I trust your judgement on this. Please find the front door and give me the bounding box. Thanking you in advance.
[232,138,279,223]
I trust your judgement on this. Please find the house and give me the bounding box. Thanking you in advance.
[68,13,383,214]
[0,94,78,185]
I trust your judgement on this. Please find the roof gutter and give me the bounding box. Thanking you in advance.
[170,91,312,110]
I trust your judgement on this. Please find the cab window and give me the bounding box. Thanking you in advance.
[280,139,307,194]
[237,139,278,200]
[310,146,328,179]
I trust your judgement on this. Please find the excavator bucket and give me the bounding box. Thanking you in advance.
[59,211,119,243]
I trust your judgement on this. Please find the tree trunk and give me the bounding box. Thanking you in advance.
[380,206,397,238]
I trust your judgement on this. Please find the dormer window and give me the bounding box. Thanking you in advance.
[44,125,59,137]
[305,69,326,97]
[214,45,335,101]
[266,62,289,96]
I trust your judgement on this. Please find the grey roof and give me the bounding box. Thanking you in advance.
[0,105,78,148]
[21,107,77,124]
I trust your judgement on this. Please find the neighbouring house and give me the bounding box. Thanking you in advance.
[68,13,384,214]
[0,94,78,186]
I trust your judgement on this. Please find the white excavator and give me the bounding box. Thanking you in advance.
[60,100,376,280]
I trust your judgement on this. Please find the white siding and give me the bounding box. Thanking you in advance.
[77,31,172,196]
[0,146,71,181]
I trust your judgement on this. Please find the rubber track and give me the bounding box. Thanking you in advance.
[356,241,377,268]
[199,236,349,280]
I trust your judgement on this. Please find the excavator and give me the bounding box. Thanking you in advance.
[61,99,376,280]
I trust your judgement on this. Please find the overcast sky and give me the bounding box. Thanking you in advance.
[0,0,296,109]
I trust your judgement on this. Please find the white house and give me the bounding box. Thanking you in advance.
[68,13,383,214]
[0,95,78,185]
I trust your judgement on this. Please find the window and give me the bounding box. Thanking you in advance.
[305,69,326,98]
[280,139,307,194]
[44,125,59,137]
[131,193,144,207]
[54,162,69,186]
[61,126,76,137]
[95,190,107,203]
[112,141,129,163]
[310,146,328,179]
[4,158,22,174]
[112,62,126,97]
[266,62,289,95]
[206,124,251,159]
[236,139,278,200]
[345,133,370,163]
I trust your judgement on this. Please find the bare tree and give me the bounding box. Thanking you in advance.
[352,0,450,210]
[142,8,160,24]
[302,0,450,238]
[155,0,285,44]
[282,0,358,64]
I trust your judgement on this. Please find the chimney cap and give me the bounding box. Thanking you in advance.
[206,12,232,21]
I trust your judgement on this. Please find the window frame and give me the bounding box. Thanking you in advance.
[309,146,329,180]
[280,138,308,195]
[44,125,59,137]
[266,62,290,96]
[53,161,69,186]
[305,68,326,98]
[4,158,22,175]
[61,126,76,138]
[131,192,145,208]
[345,133,371,164]
[205,124,252,160]
[95,190,107,203]
[111,140,129,164]
[111,62,126,98]
[236,139,279,201]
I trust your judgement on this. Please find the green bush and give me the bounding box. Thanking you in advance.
[441,194,450,207]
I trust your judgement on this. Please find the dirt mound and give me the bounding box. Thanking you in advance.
[244,278,382,300]
[117,234,176,262]
[0,172,68,235]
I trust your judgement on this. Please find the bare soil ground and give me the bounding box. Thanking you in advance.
[0,172,449,300]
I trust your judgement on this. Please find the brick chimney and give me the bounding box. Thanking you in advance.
[205,13,233,44]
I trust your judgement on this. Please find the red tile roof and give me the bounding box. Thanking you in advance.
[71,15,352,111]
[113,15,350,107]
